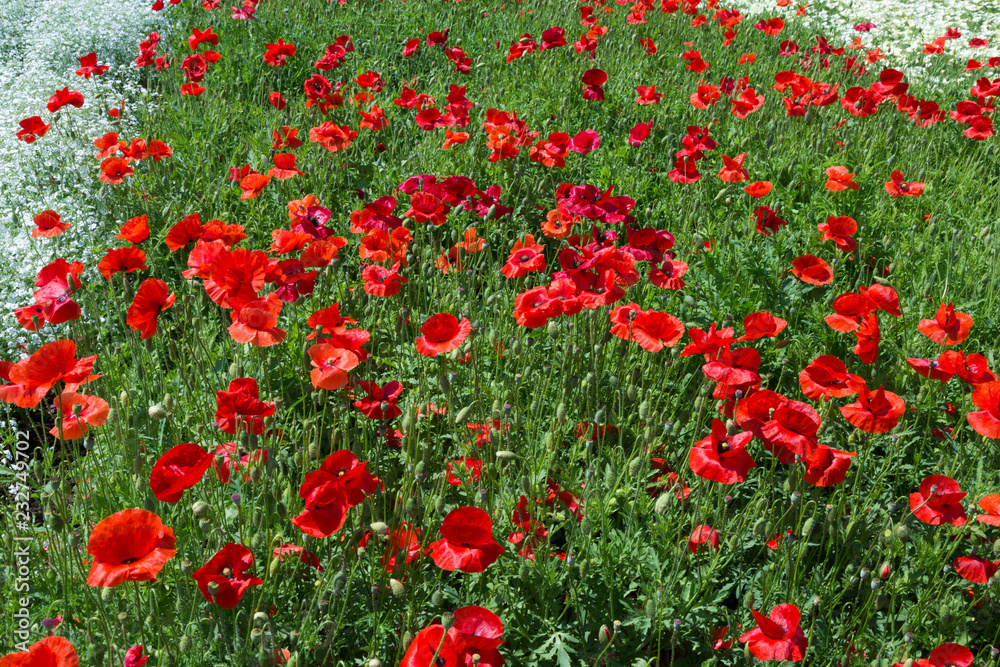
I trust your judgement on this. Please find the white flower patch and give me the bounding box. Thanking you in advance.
[0,0,167,359]
[730,0,1000,83]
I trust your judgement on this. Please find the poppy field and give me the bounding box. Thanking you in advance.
[2,0,1000,665]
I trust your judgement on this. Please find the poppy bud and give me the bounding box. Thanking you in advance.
[644,598,656,620]
[594,407,606,424]
[801,518,816,539]
[389,578,405,599]
[269,557,281,578]
[433,496,445,514]
[627,457,642,478]
[143,495,157,512]
[894,523,909,545]
[46,513,64,532]
[148,404,167,420]
[752,518,768,536]
[179,635,193,652]
[369,660,382,667]
[163,393,174,412]
[879,562,892,578]
[581,516,593,535]
[118,390,130,407]
[496,450,516,462]
[132,456,144,475]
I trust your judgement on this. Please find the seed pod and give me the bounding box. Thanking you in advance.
[895,524,910,543]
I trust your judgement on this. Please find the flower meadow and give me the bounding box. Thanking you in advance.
[2,0,1000,665]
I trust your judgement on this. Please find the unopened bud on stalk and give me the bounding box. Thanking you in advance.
[148,404,167,420]
[598,625,612,645]
[163,393,174,412]
[389,579,405,599]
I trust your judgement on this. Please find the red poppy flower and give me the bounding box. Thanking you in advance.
[76,52,109,78]
[415,313,472,357]
[840,383,904,433]
[852,313,880,363]
[739,604,808,661]
[909,475,967,526]
[353,380,403,420]
[211,443,267,484]
[400,626,460,667]
[803,445,856,486]
[446,457,484,486]
[817,215,857,252]
[86,509,176,587]
[308,344,359,390]
[617,310,685,353]
[427,506,504,572]
[273,545,323,572]
[954,555,999,583]
[150,443,213,502]
[309,122,356,153]
[263,39,295,66]
[743,180,773,198]
[968,381,1000,438]
[382,522,422,573]
[648,258,688,290]
[799,355,862,400]
[192,543,263,608]
[269,153,302,180]
[581,68,607,100]
[884,169,923,197]
[46,87,84,113]
[215,378,275,435]
[31,210,70,238]
[790,254,833,285]
[165,213,205,251]
[977,494,1000,526]
[98,247,147,280]
[736,311,787,341]
[239,173,271,200]
[228,294,286,347]
[0,340,97,409]
[755,16,785,35]
[689,418,756,484]
[268,92,286,109]
[636,85,663,105]
[752,205,786,235]
[16,116,50,143]
[688,525,719,553]
[918,303,973,345]
[718,153,749,183]
[682,323,736,361]
[731,88,765,118]
[761,399,821,457]
[690,83,720,109]
[940,350,996,385]
[99,157,133,184]
[824,166,860,192]
[116,214,150,244]
[49,391,109,440]
[293,450,377,538]
[0,636,79,667]
[703,347,761,385]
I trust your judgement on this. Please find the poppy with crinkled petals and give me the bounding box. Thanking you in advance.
[98,247,147,280]
[0,636,79,667]
[736,311,786,341]
[309,121,356,153]
[353,380,403,420]
[86,509,176,587]
[817,215,857,252]
[752,205,786,235]
[977,494,1000,525]
[803,445,856,486]
[268,153,302,180]
[428,506,504,572]
[968,381,1000,438]
[116,214,150,244]
[703,347,761,385]
[954,555,999,583]
[415,313,472,357]
[688,525,719,553]
[150,443,213,502]
[239,173,271,200]
[99,157,133,185]
[799,355,862,400]
[215,378,275,435]
[76,51,109,78]
[918,302,973,345]
[790,255,833,285]
[49,391,109,440]
[47,87,84,113]
[941,350,996,385]
[192,543,263,609]
[629,311,685,353]
[0,339,97,409]
[32,210,70,238]
[165,213,206,252]
[451,605,505,667]
[399,626,460,667]
[744,181,773,198]
[362,263,407,297]
[734,390,787,446]
[739,604,808,661]
[909,474,967,526]
[648,257,688,289]
[730,88,765,118]
[16,116,50,143]
[840,383,904,433]
[884,169,924,197]
[581,68,607,100]
[308,344,358,390]
[689,418,756,484]
[762,399,821,457]
[824,166,859,191]
[718,153,749,182]
[228,294,286,347]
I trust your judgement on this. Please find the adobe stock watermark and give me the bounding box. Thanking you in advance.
[10,426,34,652]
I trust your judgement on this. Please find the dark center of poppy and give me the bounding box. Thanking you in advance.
[121,556,139,564]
